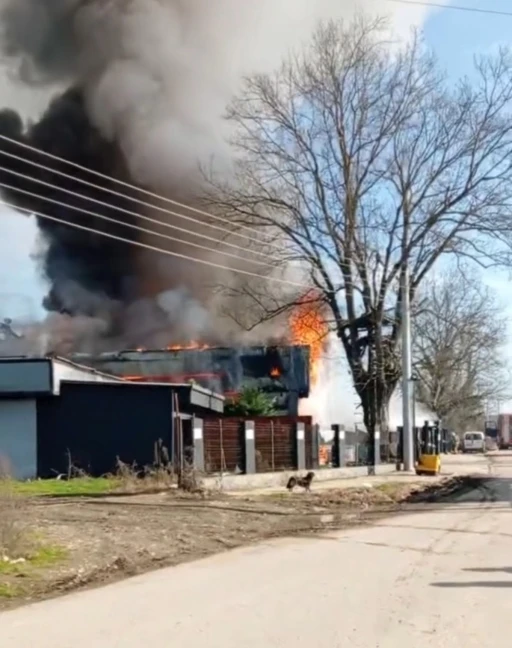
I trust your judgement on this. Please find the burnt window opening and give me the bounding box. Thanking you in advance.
[240,347,285,379]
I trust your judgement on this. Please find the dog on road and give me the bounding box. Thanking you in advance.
[286,471,315,492]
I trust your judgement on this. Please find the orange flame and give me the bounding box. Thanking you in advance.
[166,340,210,351]
[289,292,328,385]
[270,367,281,378]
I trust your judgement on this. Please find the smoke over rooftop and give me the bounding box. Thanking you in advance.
[0,0,434,353]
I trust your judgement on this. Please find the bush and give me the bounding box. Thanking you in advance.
[224,387,278,416]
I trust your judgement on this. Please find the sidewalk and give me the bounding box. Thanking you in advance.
[228,472,430,497]
[227,454,491,497]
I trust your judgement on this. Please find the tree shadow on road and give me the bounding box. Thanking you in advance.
[420,476,512,504]
[463,567,512,574]
[431,581,512,588]
[432,566,512,588]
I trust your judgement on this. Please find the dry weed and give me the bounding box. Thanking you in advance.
[114,457,141,492]
[177,458,204,494]
[115,458,175,493]
[0,457,31,560]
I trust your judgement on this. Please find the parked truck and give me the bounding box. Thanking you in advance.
[497,413,512,449]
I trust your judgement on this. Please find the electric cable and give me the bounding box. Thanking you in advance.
[0,198,313,290]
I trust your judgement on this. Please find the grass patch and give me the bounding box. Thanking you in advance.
[0,483,30,559]
[30,544,68,567]
[374,481,420,496]
[0,582,22,599]
[10,477,118,498]
[0,544,67,575]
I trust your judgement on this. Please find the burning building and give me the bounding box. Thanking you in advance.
[69,292,326,416]
[71,344,311,416]
[0,2,330,408]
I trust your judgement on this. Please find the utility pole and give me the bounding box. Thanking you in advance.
[401,265,415,471]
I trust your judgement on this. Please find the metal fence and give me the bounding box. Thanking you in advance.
[202,416,314,475]
[320,429,398,468]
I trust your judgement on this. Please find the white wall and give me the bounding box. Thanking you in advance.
[0,399,37,480]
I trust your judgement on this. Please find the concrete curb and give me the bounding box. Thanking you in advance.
[202,464,397,492]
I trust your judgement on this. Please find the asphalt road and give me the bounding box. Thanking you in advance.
[1,453,512,648]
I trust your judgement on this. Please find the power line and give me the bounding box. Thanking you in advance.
[0,166,369,292]
[383,0,512,17]
[0,186,397,328]
[0,199,313,290]
[0,146,278,253]
[0,134,280,249]
[0,164,412,296]
[0,174,388,294]
[0,179,276,269]
[0,163,273,262]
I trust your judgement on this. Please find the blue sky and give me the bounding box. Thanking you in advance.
[318,0,512,426]
[1,0,512,422]
[423,0,511,75]
[423,1,512,412]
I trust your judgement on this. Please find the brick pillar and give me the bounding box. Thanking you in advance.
[244,420,256,474]
[296,422,306,470]
[192,418,205,472]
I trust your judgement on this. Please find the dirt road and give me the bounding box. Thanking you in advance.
[1,452,511,647]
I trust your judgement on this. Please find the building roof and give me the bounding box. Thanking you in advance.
[0,355,224,413]
[69,345,311,398]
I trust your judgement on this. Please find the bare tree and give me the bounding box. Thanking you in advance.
[206,16,512,448]
[413,270,509,433]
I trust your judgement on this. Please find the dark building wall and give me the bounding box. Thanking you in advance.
[36,383,174,478]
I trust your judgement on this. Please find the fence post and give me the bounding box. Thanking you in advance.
[192,418,205,472]
[332,424,346,468]
[312,424,320,469]
[296,422,306,470]
[370,430,381,475]
[244,420,256,474]
[270,420,275,471]
[396,426,403,471]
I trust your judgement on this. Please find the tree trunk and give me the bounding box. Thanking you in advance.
[357,377,394,467]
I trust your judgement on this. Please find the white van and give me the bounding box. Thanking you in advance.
[462,431,485,453]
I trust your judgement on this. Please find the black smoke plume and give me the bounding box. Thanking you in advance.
[0,88,144,316]
[0,0,413,352]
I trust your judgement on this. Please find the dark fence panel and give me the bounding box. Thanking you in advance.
[203,418,245,473]
[255,418,295,472]
[203,416,313,474]
[256,416,313,472]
